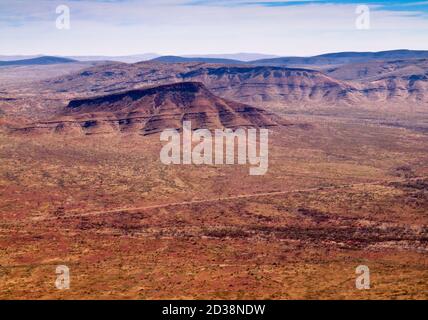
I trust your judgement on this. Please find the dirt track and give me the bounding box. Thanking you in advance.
[33,177,424,221]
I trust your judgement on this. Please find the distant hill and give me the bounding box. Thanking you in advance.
[317,50,428,60]
[67,53,160,63]
[0,55,42,61]
[147,50,428,66]
[150,56,243,64]
[69,53,277,63]
[184,53,280,62]
[0,56,77,67]
[251,50,428,66]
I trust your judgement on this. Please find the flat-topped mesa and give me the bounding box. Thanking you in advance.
[17,82,286,136]
[67,81,209,111]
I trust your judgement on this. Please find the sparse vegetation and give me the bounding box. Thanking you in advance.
[1,58,428,299]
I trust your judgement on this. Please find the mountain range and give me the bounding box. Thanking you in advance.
[2,49,428,136]
[252,50,428,66]
[0,53,277,64]
[2,50,428,66]
[35,58,428,109]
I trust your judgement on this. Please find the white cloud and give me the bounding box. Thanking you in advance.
[0,0,427,56]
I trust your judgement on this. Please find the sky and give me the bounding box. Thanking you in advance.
[0,0,428,56]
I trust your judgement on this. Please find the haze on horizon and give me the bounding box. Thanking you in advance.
[1,0,428,57]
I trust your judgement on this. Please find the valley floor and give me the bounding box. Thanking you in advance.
[0,114,427,299]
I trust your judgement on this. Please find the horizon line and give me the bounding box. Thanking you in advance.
[2,48,428,59]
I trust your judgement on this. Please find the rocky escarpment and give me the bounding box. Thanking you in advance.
[180,66,364,107]
[15,82,285,135]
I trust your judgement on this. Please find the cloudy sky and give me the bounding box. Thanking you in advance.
[0,0,428,56]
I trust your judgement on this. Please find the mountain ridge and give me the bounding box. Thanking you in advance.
[251,50,428,66]
[150,56,243,64]
[0,56,77,67]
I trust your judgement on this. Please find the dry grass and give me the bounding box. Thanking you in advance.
[1,114,427,299]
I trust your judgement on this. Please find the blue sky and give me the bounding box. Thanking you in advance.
[189,0,428,11]
[0,0,427,56]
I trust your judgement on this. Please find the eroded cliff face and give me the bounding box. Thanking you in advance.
[14,82,285,135]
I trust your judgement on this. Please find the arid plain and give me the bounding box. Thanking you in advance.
[0,53,427,299]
